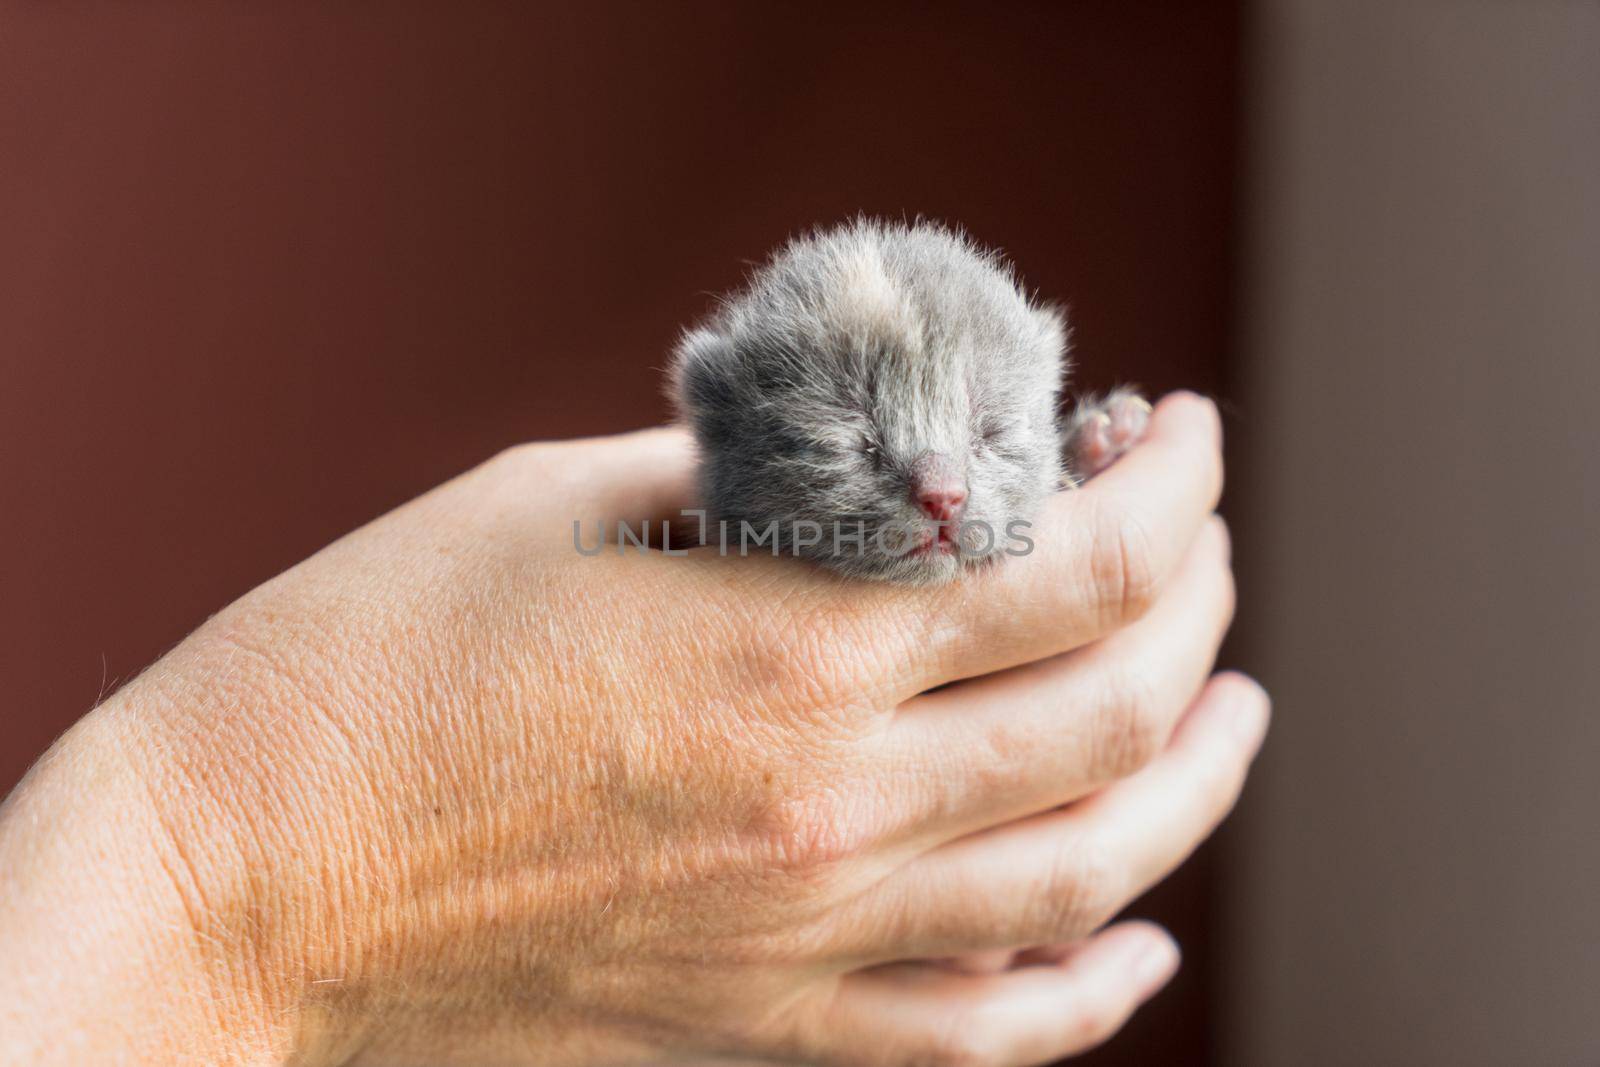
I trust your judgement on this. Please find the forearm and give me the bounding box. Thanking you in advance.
[0,693,283,1066]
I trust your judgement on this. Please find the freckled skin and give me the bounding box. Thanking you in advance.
[671,219,1146,585]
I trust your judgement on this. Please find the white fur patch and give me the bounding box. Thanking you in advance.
[830,241,913,340]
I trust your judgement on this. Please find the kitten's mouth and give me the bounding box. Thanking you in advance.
[910,525,961,557]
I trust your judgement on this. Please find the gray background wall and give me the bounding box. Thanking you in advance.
[1229,2,1600,1063]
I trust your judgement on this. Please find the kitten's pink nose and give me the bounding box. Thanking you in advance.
[918,487,966,522]
[909,451,968,521]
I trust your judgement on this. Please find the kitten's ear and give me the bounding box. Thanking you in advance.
[1032,305,1070,363]
[668,328,737,422]
[1031,305,1072,396]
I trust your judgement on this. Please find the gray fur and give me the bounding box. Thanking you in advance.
[669,219,1069,585]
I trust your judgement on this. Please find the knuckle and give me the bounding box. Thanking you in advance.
[1022,835,1121,940]
[483,440,551,482]
[490,439,539,467]
[1091,668,1164,779]
[475,440,568,504]
[1061,835,1123,929]
[747,781,875,882]
[1087,502,1158,625]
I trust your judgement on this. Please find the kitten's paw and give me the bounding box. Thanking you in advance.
[1066,388,1151,481]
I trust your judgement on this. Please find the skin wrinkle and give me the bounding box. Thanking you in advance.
[132,667,314,996]
[105,708,275,1056]
[1086,665,1166,784]
[116,710,310,1062]
[206,609,407,822]
[709,556,948,713]
[651,562,853,727]
[157,532,531,1055]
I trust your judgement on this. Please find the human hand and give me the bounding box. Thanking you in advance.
[0,393,1265,1067]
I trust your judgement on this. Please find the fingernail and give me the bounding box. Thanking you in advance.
[1133,938,1179,992]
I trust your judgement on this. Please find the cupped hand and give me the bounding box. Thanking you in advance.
[0,393,1266,1067]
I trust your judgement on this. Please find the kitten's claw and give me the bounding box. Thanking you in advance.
[1067,388,1151,481]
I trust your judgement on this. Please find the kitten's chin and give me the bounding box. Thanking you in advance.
[815,546,1006,586]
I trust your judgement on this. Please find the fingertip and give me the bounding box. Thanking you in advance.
[1095,919,1178,966]
[1064,922,1180,1042]
[1213,668,1268,697]
[1127,927,1181,996]
[1204,671,1272,751]
[1066,921,1178,985]
[1153,390,1222,442]
[1211,670,1272,714]
[1109,917,1177,947]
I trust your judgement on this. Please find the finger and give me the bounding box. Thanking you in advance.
[813,921,1179,1067]
[540,425,700,529]
[876,514,1235,847]
[829,673,1268,962]
[916,392,1224,684]
[759,391,1223,705]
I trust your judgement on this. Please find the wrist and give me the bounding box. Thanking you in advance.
[0,684,305,1066]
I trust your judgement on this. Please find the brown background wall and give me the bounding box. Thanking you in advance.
[1,5,1241,1062]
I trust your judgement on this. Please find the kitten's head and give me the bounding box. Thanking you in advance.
[671,220,1066,584]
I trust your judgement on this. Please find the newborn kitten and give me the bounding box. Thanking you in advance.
[670,219,1148,584]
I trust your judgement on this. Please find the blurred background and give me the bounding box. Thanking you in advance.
[1,3,1594,1064]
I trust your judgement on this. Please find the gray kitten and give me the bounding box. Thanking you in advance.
[670,219,1147,585]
